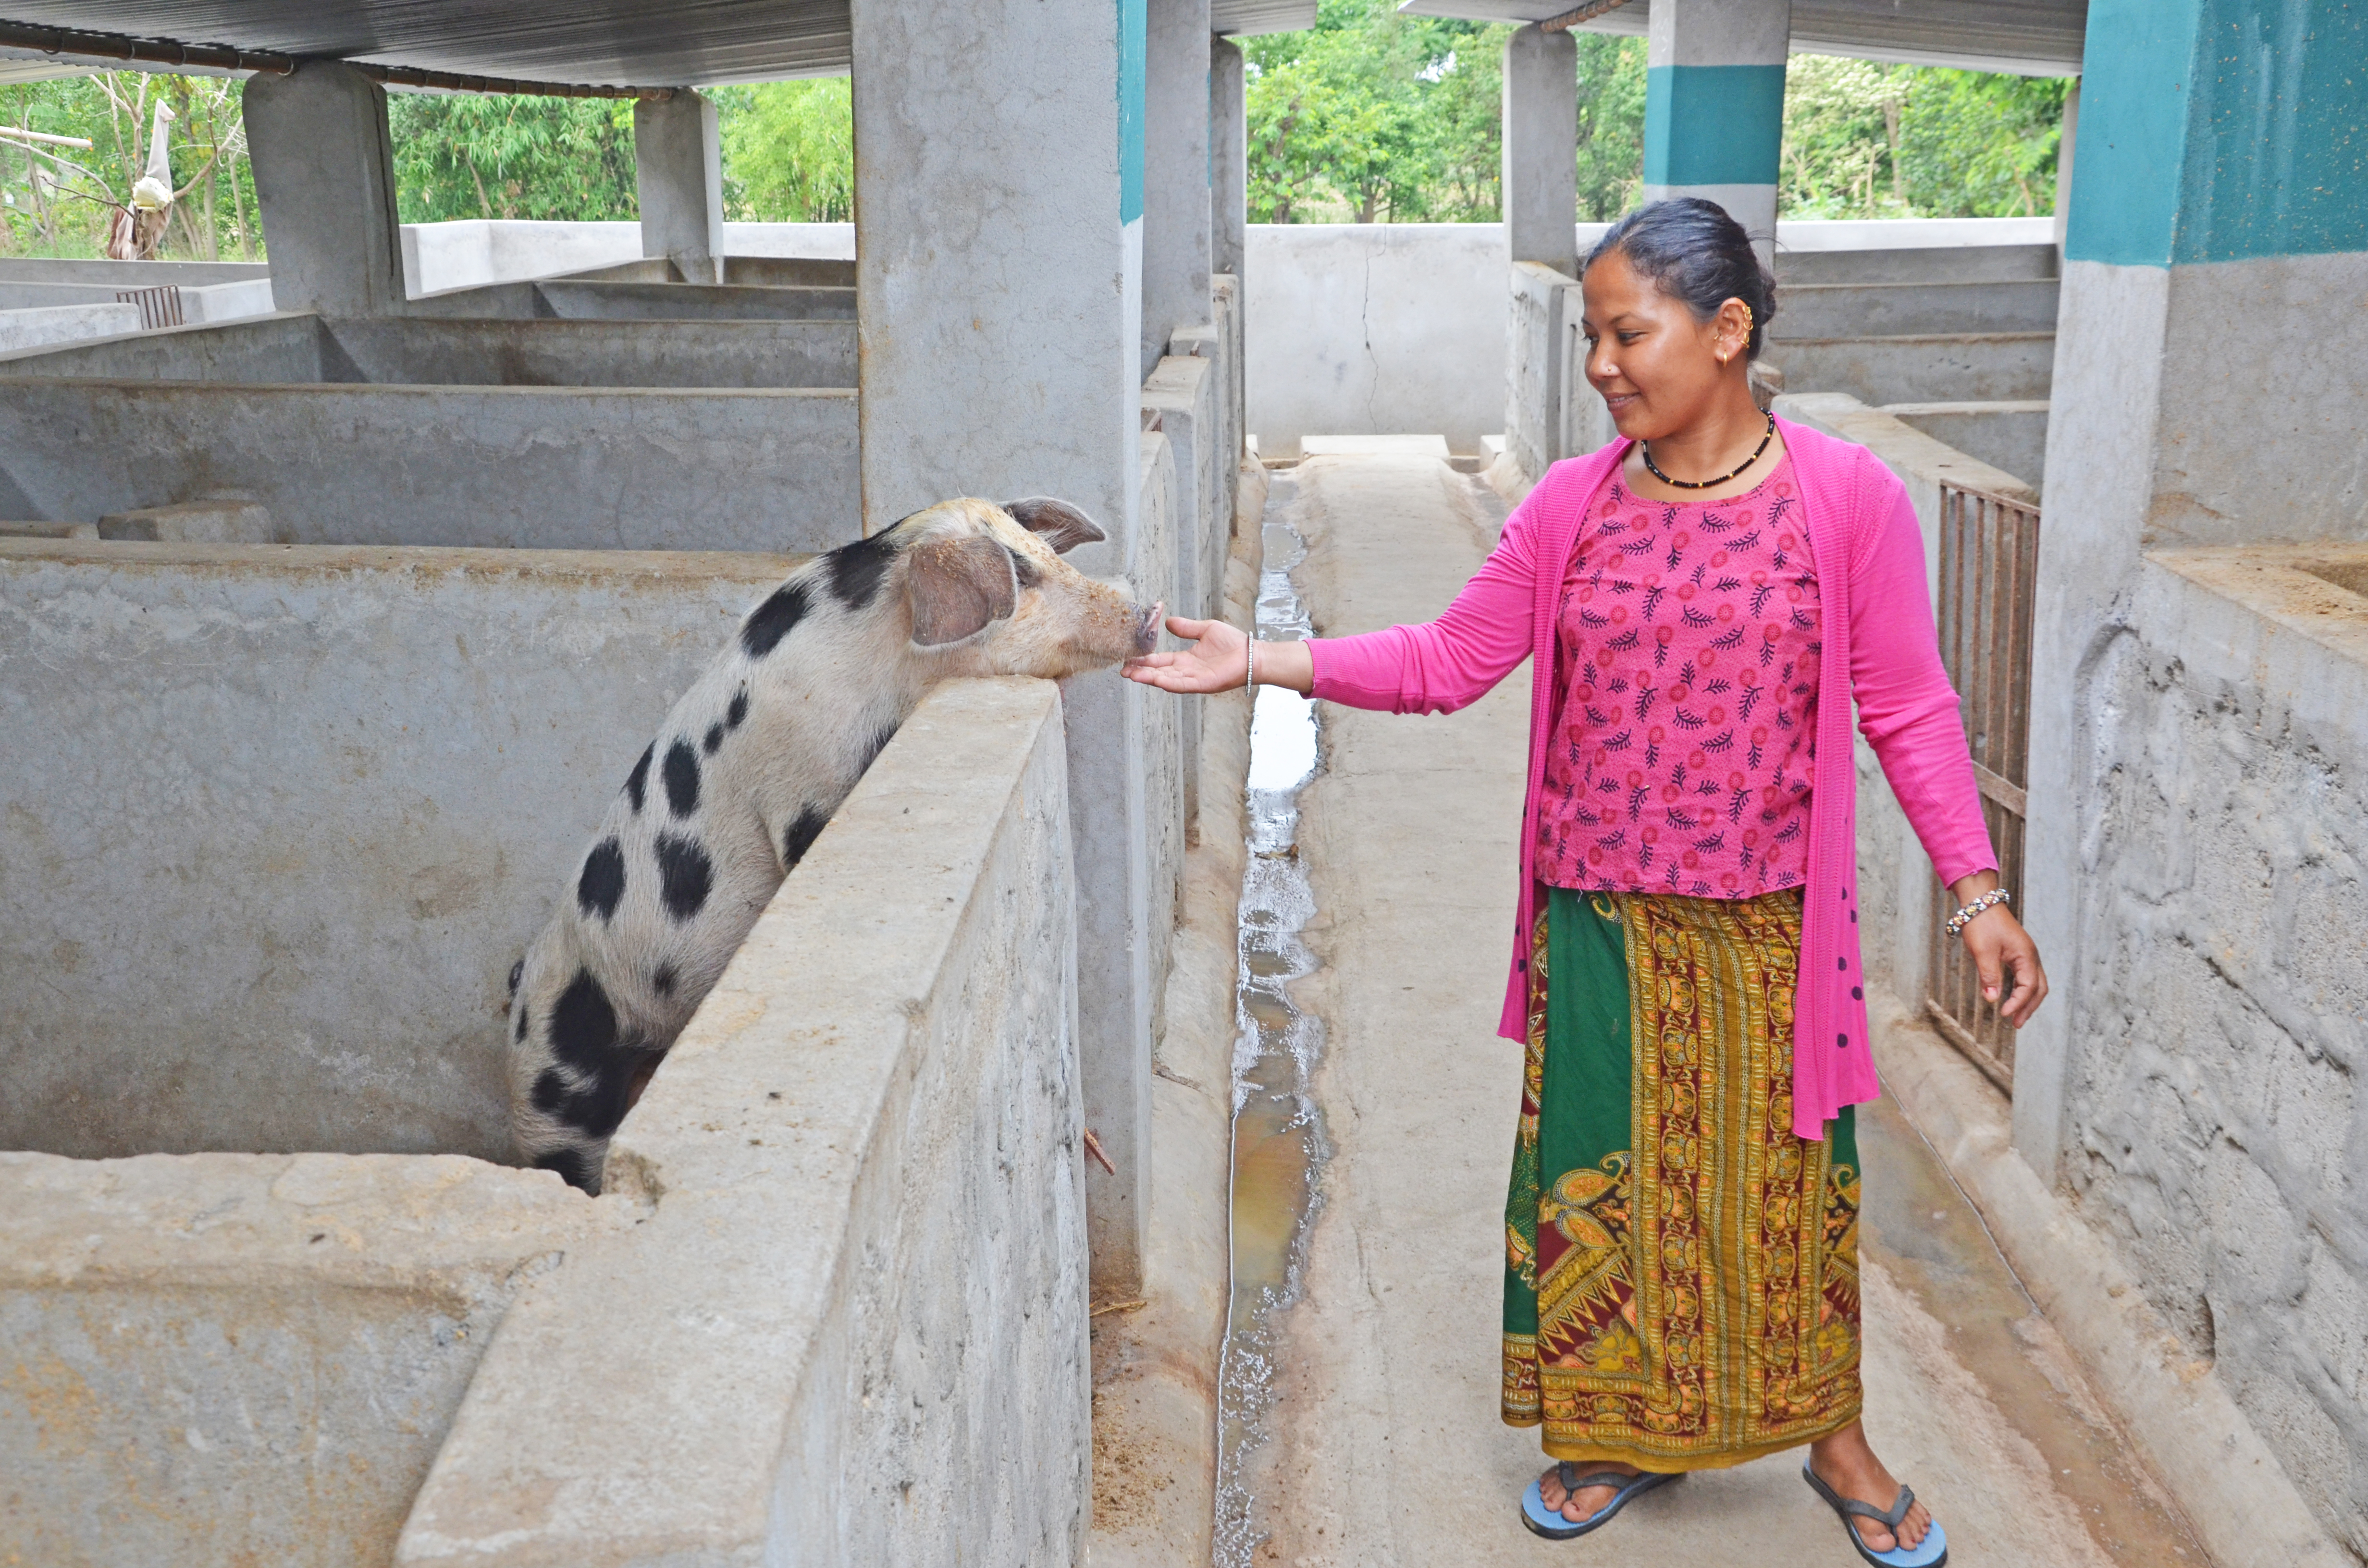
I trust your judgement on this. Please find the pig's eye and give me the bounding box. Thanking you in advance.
[1004,546,1042,588]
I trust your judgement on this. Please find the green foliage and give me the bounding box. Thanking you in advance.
[1244,0,1516,223]
[1572,35,1648,222]
[1780,54,2068,219]
[712,79,854,222]
[388,92,637,222]
[1242,5,2065,227]
[0,72,259,259]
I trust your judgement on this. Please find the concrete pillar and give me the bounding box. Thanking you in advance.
[2050,78,2080,256]
[1211,36,1247,282]
[1641,0,1791,261]
[2019,0,2368,1184]
[241,61,407,317]
[1502,25,1579,277]
[852,0,1160,1297]
[635,91,724,285]
[1143,0,1215,377]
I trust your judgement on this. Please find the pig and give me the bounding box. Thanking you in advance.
[507,496,1159,1191]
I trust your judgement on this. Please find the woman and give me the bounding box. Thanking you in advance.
[1126,198,2046,1567]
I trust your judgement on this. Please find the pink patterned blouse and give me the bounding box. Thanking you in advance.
[1535,458,1822,897]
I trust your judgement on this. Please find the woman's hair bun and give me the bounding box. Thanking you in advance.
[1583,197,1777,358]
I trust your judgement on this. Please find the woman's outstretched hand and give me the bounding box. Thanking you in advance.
[1124,616,1250,693]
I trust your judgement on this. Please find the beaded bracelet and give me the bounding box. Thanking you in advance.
[1944,887,2012,939]
[1246,633,1257,691]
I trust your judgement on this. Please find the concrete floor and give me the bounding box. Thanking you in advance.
[1242,454,2204,1567]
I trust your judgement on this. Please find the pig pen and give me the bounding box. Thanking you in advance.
[0,540,1093,1566]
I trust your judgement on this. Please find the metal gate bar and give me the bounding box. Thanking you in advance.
[1926,482,2040,1090]
[114,284,183,330]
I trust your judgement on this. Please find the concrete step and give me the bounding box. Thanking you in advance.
[1878,400,2050,491]
[1775,242,2059,285]
[1776,278,2060,338]
[533,280,858,321]
[1761,331,2056,406]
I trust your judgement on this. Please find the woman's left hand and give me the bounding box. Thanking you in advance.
[1950,874,2047,1026]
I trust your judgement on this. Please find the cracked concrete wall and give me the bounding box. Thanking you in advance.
[0,541,798,1164]
[0,1151,625,1568]
[2050,549,2368,1557]
[2021,232,2368,1555]
[398,678,1090,1567]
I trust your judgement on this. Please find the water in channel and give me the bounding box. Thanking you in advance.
[1213,474,1328,1568]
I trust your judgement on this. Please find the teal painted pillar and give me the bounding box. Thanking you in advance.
[2019,18,2368,1564]
[1640,0,1789,257]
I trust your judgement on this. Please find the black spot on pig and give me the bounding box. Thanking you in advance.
[741,580,812,659]
[663,740,700,818]
[783,806,828,870]
[550,967,621,1073]
[653,962,678,998]
[826,531,897,610]
[625,743,654,814]
[507,959,524,998]
[535,1145,600,1193]
[726,688,749,730]
[655,833,714,921]
[703,722,725,755]
[578,837,627,921]
[513,1004,530,1044]
[530,1066,636,1145]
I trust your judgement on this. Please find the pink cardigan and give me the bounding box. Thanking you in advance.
[1305,419,1996,1138]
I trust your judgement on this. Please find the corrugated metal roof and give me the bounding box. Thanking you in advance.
[1212,0,1320,37]
[1394,0,2086,76]
[0,2,853,86]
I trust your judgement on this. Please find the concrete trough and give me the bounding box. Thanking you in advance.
[0,364,860,551]
[0,312,856,391]
[0,1151,627,1568]
[326,317,857,389]
[413,278,858,322]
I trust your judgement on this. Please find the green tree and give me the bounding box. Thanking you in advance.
[387,92,637,222]
[1573,35,1647,221]
[1245,0,1514,223]
[0,71,259,259]
[712,79,854,222]
[1780,54,2067,220]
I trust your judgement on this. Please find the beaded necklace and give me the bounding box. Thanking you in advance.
[1641,411,1776,491]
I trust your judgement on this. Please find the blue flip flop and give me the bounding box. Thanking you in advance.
[1519,1462,1682,1540]
[1802,1462,1949,1567]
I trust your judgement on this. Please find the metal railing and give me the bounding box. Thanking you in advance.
[1926,481,2040,1090]
[115,284,184,330]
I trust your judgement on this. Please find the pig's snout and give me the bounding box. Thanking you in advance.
[1133,600,1163,657]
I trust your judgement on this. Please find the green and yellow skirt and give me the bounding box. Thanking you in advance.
[1502,885,1863,1470]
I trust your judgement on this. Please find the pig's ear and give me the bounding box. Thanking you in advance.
[907,535,1018,646]
[1002,497,1106,554]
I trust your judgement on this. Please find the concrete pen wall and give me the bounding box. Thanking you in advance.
[0,380,860,550]
[0,540,802,1164]
[399,677,1092,1568]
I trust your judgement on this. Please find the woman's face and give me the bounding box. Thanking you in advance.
[1578,247,1748,439]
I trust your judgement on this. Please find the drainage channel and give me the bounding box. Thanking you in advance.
[1213,472,1327,1568]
